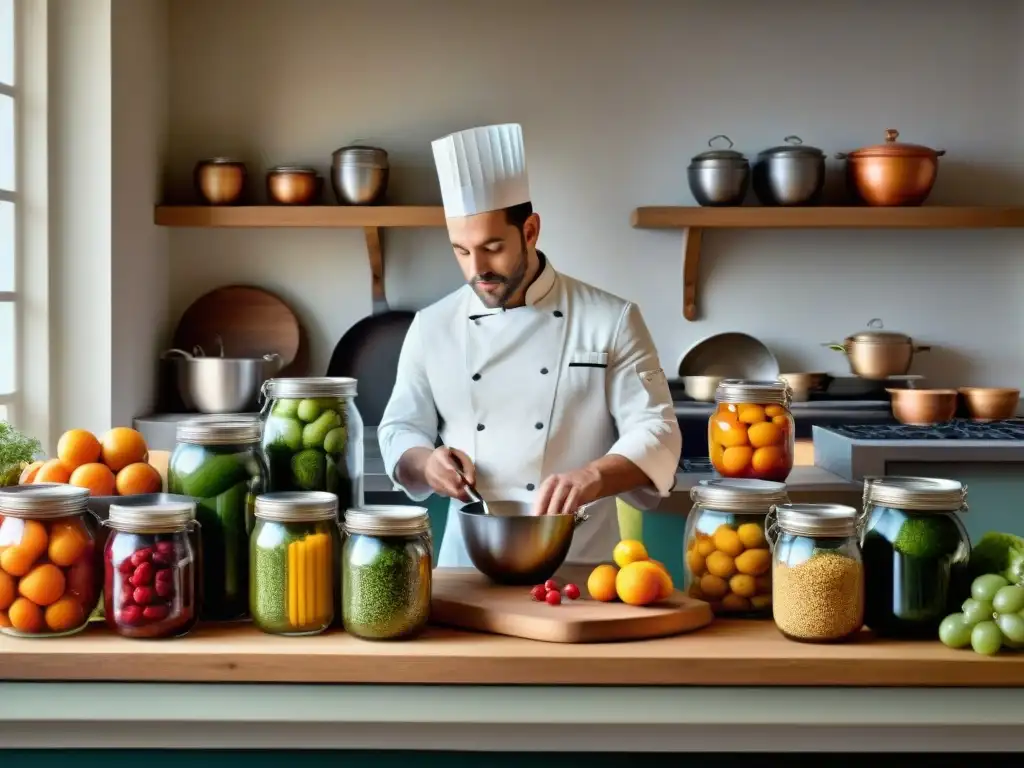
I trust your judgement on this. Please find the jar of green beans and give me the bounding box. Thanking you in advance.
[342,506,432,641]
[249,491,339,636]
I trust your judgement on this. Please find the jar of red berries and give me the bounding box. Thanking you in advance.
[103,501,199,639]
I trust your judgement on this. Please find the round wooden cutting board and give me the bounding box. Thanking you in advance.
[172,285,308,376]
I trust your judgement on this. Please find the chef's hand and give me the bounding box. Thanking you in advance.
[424,446,476,502]
[532,465,602,516]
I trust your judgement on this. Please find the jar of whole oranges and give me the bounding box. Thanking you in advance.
[709,379,795,482]
[0,484,102,637]
[684,478,789,617]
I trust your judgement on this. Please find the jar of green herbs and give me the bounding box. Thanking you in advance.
[250,491,339,636]
[342,506,432,641]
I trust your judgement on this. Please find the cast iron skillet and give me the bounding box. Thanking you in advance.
[326,269,414,427]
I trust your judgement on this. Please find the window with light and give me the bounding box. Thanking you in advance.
[0,0,16,426]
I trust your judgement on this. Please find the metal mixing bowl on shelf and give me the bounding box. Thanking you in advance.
[455,500,591,586]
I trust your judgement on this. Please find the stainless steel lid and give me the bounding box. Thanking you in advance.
[255,491,338,523]
[715,378,791,406]
[758,135,825,159]
[268,165,318,175]
[108,501,195,533]
[332,145,389,167]
[0,483,90,519]
[691,478,789,513]
[690,134,748,164]
[176,415,261,445]
[264,377,357,399]
[864,476,967,513]
[774,503,860,537]
[344,505,430,536]
[848,318,912,345]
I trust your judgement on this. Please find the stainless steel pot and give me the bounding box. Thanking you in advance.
[752,135,826,206]
[456,500,591,585]
[825,318,931,380]
[331,144,389,205]
[163,348,283,413]
[683,375,725,402]
[686,135,750,207]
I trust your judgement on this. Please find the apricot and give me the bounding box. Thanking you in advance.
[8,597,43,633]
[18,563,66,606]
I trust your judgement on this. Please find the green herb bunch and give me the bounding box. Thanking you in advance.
[0,421,43,487]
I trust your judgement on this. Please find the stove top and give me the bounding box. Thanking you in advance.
[826,419,1024,441]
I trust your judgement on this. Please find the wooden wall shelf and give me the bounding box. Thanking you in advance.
[631,206,1024,321]
[154,204,447,311]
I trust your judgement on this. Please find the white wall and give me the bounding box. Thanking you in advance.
[153,0,1024,401]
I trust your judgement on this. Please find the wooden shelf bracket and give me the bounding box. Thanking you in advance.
[682,227,704,322]
[363,226,387,309]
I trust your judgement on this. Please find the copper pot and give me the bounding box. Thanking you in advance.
[836,129,945,206]
[194,158,246,205]
[887,388,958,426]
[266,165,321,205]
[825,318,931,380]
[958,387,1020,422]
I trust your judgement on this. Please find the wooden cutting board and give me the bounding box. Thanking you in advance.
[430,567,713,643]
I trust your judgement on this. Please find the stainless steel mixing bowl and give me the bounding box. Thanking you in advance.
[455,500,590,586]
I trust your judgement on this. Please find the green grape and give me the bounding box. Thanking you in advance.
[938,613,973,649]
[996,613,1024,646]
[962,598,994,626]
[992,585,1024,615]
[972,574,1010,602]
[970,621,1004,656]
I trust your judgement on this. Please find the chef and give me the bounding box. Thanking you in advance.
[377,123,681,568]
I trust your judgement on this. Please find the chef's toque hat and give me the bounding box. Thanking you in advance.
[432,123,531,218]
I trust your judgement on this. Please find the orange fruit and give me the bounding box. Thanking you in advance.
[17,563,66,606]
[648,560,674,600]
[115,462,162,496]
[751,446,784,475]
[18,460,44,485]
[714,419,749,448]
[57,429,102,471]
[720,446,753,475]
[0,609,10,628]
[99,427,149,473]
[33,458,71,485]
[69,462,116,497]
[587,563,619,602]
[737,404,767,424]
[0,546,36,577]
[747,421,783,449]
[17,519,49,559]
[7,597,43,633]
[612,539,648,569]
[615,561,663,606]
[48,520,90,567]
[44,596,85,633]
[0,570,14,609]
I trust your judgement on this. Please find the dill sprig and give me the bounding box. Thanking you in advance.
[0,421,43,487]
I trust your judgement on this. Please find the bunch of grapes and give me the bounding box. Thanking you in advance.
[939,574,1024,655]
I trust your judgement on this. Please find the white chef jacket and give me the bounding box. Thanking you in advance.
[377,255,682,568]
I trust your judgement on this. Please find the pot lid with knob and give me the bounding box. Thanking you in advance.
[689,134,748,166]
[756,135,825,160]
[846,318,914,345]
[839,129,946,160]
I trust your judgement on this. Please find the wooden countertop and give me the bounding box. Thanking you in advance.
[2,619,1021,687]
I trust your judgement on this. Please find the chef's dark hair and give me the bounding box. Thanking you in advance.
[504,201,534,232]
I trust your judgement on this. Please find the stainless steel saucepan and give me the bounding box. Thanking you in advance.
[163,345,283,413]
[456,500,593,586]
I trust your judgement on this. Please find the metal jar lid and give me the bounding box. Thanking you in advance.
[344,505,430,536]
[332,145,389,168]
[108,502,195,534]
[255,491,338,523]
[689,134,748,165]
[715,378,791,406]
[0,483,90,519]
[691,478,789,514]
[842,129,945,160]
[264,377,357,400]
[757,135,825,159]
[773,503,860,538]
[847,318,912,345]
[864,476,967,513]
[176,415,262,445]
[199,157,245,166]
[268,165,318,176]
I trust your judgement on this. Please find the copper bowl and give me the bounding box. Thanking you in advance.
[195,158,246,205]
[267,165,321,205]
[836,129,945,206]
[887,388,957,426]
[958,387,1020,422]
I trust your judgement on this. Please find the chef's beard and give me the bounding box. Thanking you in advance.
[471,233,528,309]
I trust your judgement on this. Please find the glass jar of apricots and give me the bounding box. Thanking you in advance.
[0,484,102,637]
[684,478,789,617]
[709,379,795,482]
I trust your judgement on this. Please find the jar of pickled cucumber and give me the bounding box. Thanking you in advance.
[168,415,267,621]
[684,478,789,616]
[259,377,364,511]
[709,379,794,482]
[249,491,339,636]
